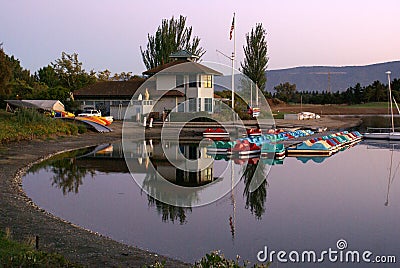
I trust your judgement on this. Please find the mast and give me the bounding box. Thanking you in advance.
[387,71,394,132]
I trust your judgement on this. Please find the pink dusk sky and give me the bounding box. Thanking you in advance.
[1,0,399,75]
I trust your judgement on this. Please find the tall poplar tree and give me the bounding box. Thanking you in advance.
[241,23,269,92]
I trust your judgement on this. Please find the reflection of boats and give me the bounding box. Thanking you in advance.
[227,140,261,156]
[296,156,328,164]
[233,156,260,165]
[261,143,285,159]
[206,141,235,154]
[75,143,113,159]
[203,128,230,140]
[260,157,284,165]
[364,71,400,140]
[212,154,230,161]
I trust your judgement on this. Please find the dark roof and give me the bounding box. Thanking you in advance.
[143,60,189,76]
[73,78,146,99]
[143,61,223,76]
[169,50,199,59]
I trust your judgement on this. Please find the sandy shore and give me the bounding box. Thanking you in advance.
[0,116,363,267]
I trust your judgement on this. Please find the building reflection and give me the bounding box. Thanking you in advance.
[76,141,216,187]
[35,141,276,225]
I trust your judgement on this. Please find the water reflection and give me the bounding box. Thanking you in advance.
[363,140,400,207]
[27,140,368,223]
[147,196,192,224]
[28,141,274,222]
[29,148,96,195]
[242,158,269,219]
[23,140,400,264]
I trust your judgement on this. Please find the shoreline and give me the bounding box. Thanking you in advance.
[0,121,188,267]
[0,116,362,266]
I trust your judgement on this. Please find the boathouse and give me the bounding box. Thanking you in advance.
[73,50,222,120]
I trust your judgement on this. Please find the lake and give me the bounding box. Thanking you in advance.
[23,138,400,266]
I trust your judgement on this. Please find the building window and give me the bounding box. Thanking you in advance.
[204,98,213,112]
[176,75,184,88]
[198,98,202,111]
[189,98,196,112]
[202,75,212,88]
[189,74,197,88]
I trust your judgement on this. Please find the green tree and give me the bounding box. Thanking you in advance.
[274,82,297,103]
[37,65,60,88]
[51,52,96,90]
[6,55,34,85]
[241,23,269,92]
[140,15,205,70]
[0,44,12,98]
[97,69,112,81]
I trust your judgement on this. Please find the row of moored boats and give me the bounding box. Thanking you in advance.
[204,128,363,160]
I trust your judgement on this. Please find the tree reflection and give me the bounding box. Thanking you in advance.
[49,158,95,195]
[142,169,193,224]
[241,159,268,219]
[147,196,192,224]
[28,148,96,195]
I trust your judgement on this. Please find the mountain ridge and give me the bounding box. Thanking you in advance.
[265,60,400,93]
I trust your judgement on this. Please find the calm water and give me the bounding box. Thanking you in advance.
[23,139,400,266]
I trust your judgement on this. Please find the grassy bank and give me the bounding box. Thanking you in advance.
[0,229,81,267]
[1,231,268,268]
[0,110,85,144]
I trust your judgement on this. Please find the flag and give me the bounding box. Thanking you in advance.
[230,14,235,40]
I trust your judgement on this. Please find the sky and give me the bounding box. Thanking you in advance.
[1,0,400,75]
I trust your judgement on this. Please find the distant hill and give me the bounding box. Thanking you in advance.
[265,61,400,93]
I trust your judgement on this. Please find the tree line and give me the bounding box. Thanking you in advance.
[0,46,144,110]
[272,80,400,105]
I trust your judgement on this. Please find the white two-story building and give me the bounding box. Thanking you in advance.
[74,50,222,120]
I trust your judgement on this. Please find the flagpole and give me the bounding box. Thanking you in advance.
[231,13,235,114]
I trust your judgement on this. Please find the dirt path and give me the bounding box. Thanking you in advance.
[0,121,188,267]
